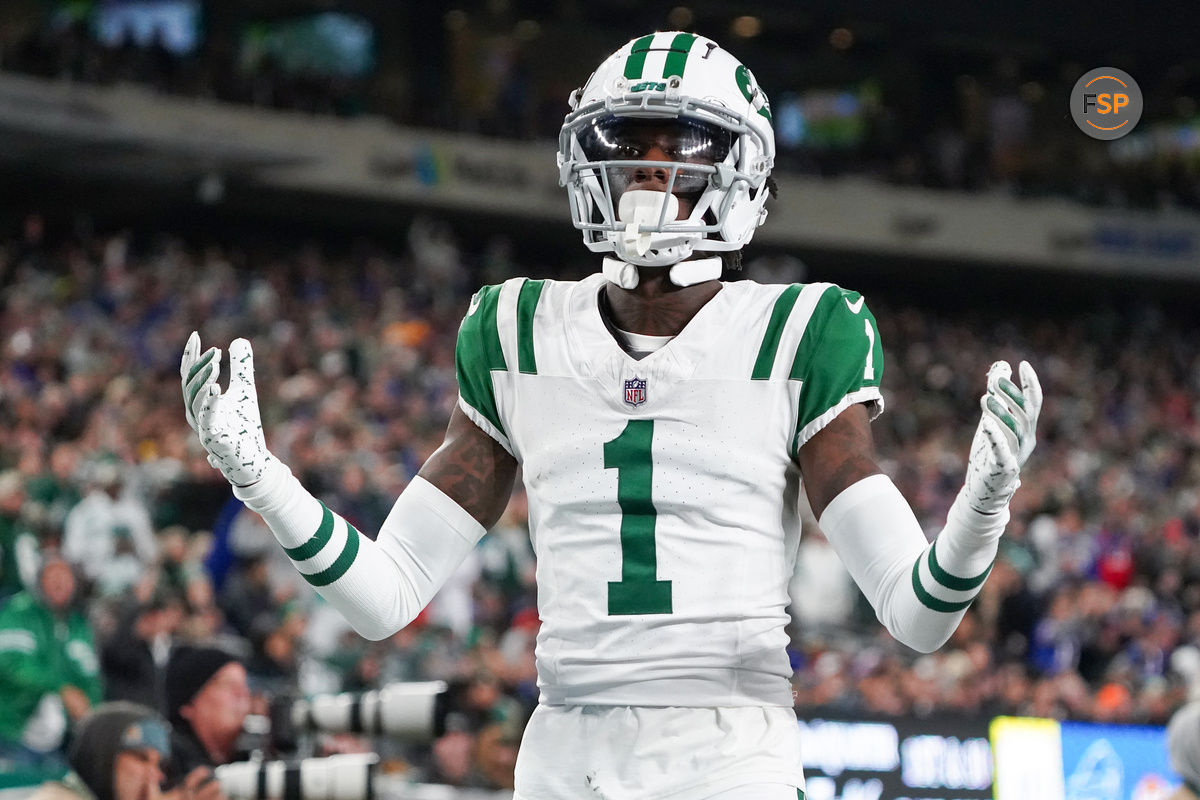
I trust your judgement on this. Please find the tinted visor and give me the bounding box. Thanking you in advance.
[578,115,734,165]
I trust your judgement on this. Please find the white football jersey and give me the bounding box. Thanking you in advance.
[455,272,883,707]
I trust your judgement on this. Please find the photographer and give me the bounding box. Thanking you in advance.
[162,647,250,784]
[27,702,222,800]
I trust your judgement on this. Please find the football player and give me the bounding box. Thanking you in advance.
[181,32,1041,800]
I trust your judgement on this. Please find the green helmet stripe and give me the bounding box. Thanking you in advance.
[662,32,697,79]
[623,35,655,80]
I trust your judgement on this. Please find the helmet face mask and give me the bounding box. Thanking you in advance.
[558,32,776,270]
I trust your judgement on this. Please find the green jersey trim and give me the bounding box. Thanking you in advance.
[517,279,546,375]
[456,285,507,436]
[752,284,803,380]
[788,286,885,456]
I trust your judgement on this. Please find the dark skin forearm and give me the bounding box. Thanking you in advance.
[418,406,519,529]
[796,403,883,519]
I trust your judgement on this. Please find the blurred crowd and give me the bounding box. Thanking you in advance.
[0,213,1198,790]
[2,3,1199,211]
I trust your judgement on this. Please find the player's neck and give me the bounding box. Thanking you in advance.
[602,270,722,336]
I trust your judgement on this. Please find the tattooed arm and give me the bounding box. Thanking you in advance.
[794,392,1024,653]
[225,406,517,641]
[795,403,881,519]
[419,406,518,530]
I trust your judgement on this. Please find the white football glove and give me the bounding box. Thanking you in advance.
[963,360,1042,514]
[180,331,276,487]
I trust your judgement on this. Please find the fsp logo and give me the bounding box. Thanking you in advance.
[1070,68,1142,140]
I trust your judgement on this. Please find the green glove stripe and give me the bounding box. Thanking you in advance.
[986,396,1021,439]
[186,350,216,383]
[283,503,335,561]
[927,541,992,591]
[301,521,361,587]
[998,377,1026,410]
[911,559,979,613]
[186,367,214,409]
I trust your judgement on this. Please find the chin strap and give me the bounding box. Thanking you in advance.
[602,257,640,289]
[602,256,723,289]
[669,257,723,287]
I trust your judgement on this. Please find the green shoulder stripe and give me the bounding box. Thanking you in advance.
[516,279,545,375]
[788,286,884,455]
[752,284,803,380]
[456,285,507,435]
[788,286,844,381]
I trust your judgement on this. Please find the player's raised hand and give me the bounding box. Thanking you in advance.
[962,360,1042,514]
[180,331,275,487]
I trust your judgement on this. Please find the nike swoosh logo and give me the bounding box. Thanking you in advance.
[467,293,482,316]
[845,296,865,314]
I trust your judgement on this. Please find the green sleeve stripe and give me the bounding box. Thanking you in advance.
[751,284,803,380]
[788,286,842,381]
[455,285,507,435]
[662,33,697,78]
[301,521,361,587]
[516,279,545,375]
[623,34,655,79]
[927,540,992,591]
[283,503,334,561]
[911,558,978,613]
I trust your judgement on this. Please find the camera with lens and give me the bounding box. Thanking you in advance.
[217,682,449,800]
[215,753,378,800]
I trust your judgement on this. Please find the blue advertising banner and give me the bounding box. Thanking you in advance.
[1059,722,1178,800]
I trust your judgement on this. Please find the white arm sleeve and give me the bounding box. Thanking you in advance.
[233,460,487,641]
[817,473,1008,653]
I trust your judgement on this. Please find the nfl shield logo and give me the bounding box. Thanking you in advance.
[624,377,647,407]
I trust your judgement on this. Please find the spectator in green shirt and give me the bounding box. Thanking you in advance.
[0,554,103,774]
[0,471,38,603]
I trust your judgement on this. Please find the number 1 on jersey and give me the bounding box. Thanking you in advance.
[603,420,672,615]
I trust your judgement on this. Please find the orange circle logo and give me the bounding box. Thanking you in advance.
[1071,68,1142,140]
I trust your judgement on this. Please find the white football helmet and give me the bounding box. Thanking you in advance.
[557,32,775,283]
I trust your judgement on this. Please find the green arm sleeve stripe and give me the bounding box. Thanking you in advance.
[927,540,993,591]
[662,33,697,78]
[790,286,884,433]
[623,34,655,79]
[516,279,546,375]
[911,557,979,613]
[283,503,334,561]
[300,521,361,587]
[455,285,508,435]
[751,284,803,380]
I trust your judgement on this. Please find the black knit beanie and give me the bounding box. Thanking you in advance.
[68,702,171,800]
[165,646,239,726]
